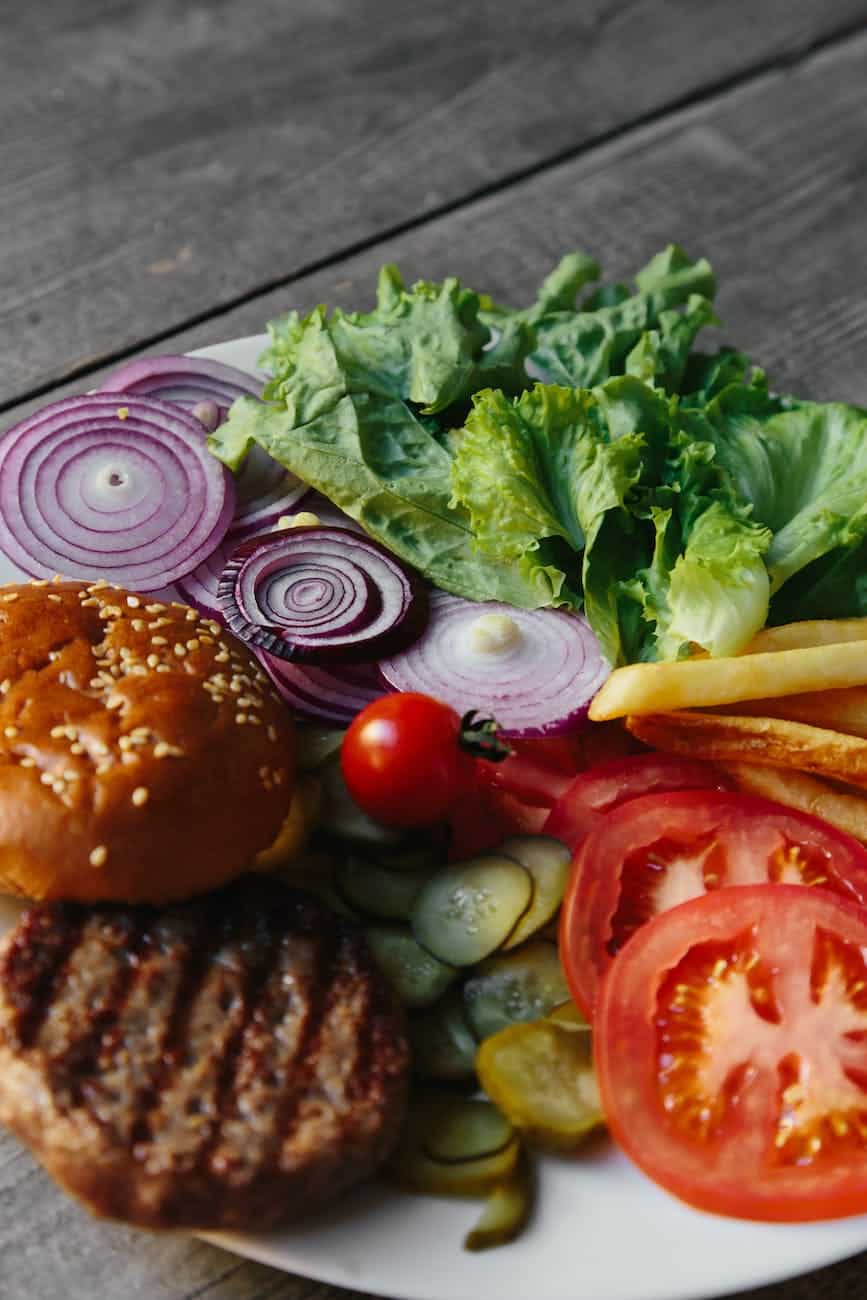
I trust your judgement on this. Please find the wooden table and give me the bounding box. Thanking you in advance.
[2,2,867,1297]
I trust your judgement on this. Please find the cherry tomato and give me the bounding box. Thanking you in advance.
[560,789,867,1016]
[596,884,867,1220]
[341,693,477,828]
[543,753,730,851]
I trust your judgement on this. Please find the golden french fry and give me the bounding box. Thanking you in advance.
[719,687,867,740]
[742,619,867,655]
[625,711,867,789]
[719,761,867,845]
[590,641,867,722]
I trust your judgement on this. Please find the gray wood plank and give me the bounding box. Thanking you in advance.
[2,0,866,405]
[4,22,867,1300]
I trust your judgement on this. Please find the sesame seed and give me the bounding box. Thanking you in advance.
[63,769,78,782]
[131,619,145,632]
[173,644,187,657]
[47,594,62,603]
[199,634,214,645]
[87,580,109,592]
[153,741,183,759]
[40,772,53,786]
[273,769,285,785]
[104,605,123,618]
[89,845,108,868]
[131,786,149,807]
[92,740,110,757]
[30,579,49,588]
[207,621,221,636]
[155,664,170,674]
[235,713,248,725]
[51,780,66,795]
[50,725,67,739]
[151,636,168,646]
[126,595,141,608]
[116,407,129,421]
[88,677,103,689]
[214,650,229,663]
[118,736,133,751]
[267,725,277,743]
[70,743,84,755]
[185,608,198,622]
[119,647,133,660]
[52,575,62,584]
[237,696,253,708]
[131,726,150,738]
[96,761,112,775]
[80,596,99,607]
[128,665,148,676]
[247,714,261,725]
[3,725,18,739]
[0,681,10,695]
[145,603,165,614]
[146,654,160,669]
[186,638,200,651]
[106,697,124,711]
[19,756,35,768]
[1,592,19,603]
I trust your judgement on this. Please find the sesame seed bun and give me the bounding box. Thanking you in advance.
[0,581,296,903]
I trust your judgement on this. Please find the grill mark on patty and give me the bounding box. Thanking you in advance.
[36,910,144,1115]
[0,905,84,1048]
[206,910,330,1186]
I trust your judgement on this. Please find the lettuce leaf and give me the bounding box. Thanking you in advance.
[211,394,553,609]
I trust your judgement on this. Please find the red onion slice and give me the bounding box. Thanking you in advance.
[379,592,610,738]
[257,650,386,725]
[99,354,263,408]
[0,394,235,589]
[99,354,309,534]
[219,526,425,663]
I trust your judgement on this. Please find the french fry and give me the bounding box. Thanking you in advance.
[625,711,867,789]
[742,619,867,655]
[590,640,867,721]
[719,687,867,740]
[719,761,867,845]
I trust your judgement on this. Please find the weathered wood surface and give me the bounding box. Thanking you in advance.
[2,0,866,405]
[4,4,867,1300]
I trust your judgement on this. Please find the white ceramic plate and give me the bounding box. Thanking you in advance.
[3,335,867,1300]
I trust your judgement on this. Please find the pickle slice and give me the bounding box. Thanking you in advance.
[498,836,572,950]
[410,993,478,1081]
[365,926,457,1008]
[334,855,431,920]
[423,1098,514,1164]
[387,1093,521,1196]
[464,1149,534,1252]
[412,855,533,966]
[296,725,345,771]
[547,999,591,1031]
[463,940,570,1041]
[319,758,408,848]
[476,1020,604,1151]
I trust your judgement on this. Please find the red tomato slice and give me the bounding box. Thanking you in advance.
[596,884,867,1220]
[447,785,547,860]
[543,753,730,850]
[561,789,867,1016]
[478,725,638,809]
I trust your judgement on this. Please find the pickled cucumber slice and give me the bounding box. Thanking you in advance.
[464,1150,534,1252]
[365,926,457,1008]
[463,940,570,1041]
[335,856,431,920]
[476,1020,604,1151]
[296,725,345,771]
[410,993,478,1080]
[423,1098,514,1164]
[387,1093,521,1196]
[498,835,572,950]
[412,855,533,966]
[547,999,591,1031]
[319,758,408,848]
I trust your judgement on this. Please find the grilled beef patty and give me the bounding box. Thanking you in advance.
[0,876,408,1230]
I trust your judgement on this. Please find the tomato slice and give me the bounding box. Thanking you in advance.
[561,789,867,1016]
[543,753,730,851]
[596,884,867,1220]
[478,726,638,810]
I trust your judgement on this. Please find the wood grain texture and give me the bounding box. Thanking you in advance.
[2,0,866,403]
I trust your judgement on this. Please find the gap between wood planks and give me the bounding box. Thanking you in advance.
[1,9,865,420]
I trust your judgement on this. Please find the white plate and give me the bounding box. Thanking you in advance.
[3,335,867,1300]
